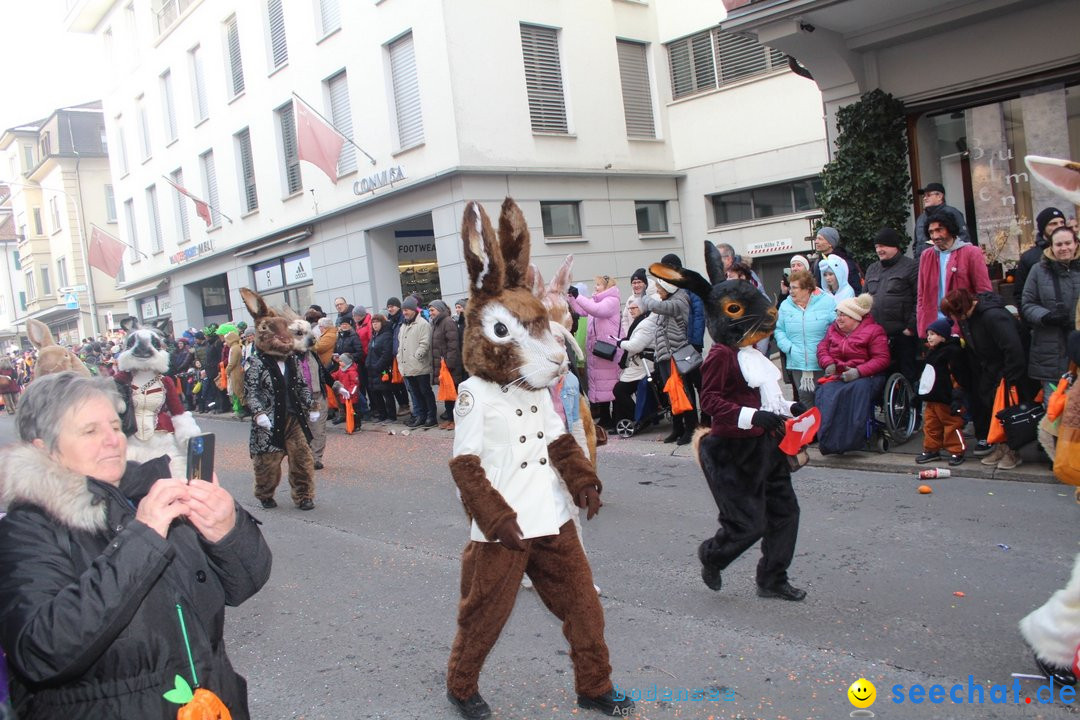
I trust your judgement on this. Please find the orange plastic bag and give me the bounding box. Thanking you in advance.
[324,384,339,410]
[215,361,227,391]
[391,358,404,384]
[664,359,693,415]
[1054,380,1080,486]
[1048,376,1071,422]
[987,380,1019,445]
[437,359,458,401]
[345,398,355,434]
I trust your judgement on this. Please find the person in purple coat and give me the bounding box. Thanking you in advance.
[569,275,622,432]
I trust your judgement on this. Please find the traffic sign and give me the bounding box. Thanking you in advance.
[64,293,79,309]
[57,285,88,294]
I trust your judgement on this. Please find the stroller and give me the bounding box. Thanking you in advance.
[615,351,670,438]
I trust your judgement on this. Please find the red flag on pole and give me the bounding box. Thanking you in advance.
[295,98,345,183]
[88,225,127,278]
[162,176,213,227]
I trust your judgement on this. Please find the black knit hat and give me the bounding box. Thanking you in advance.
[631,268,647,284]
[386,297,402,309]
[874,227,903,248]
[1037,207,1065,238]
[660,253,683,269]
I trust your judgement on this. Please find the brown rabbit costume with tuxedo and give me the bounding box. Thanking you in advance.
[241,288,316,509]
[444,199,631,719]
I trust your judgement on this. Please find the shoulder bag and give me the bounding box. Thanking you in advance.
[671,343,703,375]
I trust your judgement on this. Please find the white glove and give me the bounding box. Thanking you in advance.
[339,389,350,402]
[308,411,320,423]
[799,374,816,393]
[255,414,272,429]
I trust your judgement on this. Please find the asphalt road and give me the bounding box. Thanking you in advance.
[1,412,1078,719]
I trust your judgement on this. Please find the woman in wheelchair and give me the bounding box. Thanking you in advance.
[613,298,659,434]
[815,294,892,454]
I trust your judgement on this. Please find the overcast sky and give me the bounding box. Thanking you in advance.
[0,2,106,160]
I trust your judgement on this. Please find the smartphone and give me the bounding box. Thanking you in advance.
[186,433,216,483]
[783,267,792,278]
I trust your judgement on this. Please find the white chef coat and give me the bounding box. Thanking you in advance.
[453,376,575,542]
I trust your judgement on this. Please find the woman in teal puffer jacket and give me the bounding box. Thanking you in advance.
[773,269,836,407]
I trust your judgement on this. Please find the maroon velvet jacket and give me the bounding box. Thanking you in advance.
[699,343,765,439]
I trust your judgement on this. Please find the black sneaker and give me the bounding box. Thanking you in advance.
[972,440,993,457]
[577,689,635,716]
[447,691,492,720]
[698,544,722,591]
[404,416,422,428]
[948,454,965,467]
[259,498,277,509]
[423,417,439,428]
[298,499,315,511]
[757,581,807,601]
[1034,654,1078,686]
[915,451,941,464]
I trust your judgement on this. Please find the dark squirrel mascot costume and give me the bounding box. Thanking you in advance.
[241,288,318,511]
[444,198,633,719]
[651,243,808,601]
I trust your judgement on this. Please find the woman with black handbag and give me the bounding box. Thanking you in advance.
[568,275,622,433]
[942,288,1032,469]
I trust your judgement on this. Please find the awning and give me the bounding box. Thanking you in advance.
[25,304,81,325]
[123,277,170,300]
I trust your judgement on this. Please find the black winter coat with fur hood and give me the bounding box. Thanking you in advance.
[0,448,271,719]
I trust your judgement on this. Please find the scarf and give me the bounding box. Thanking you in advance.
[737,345,791,417]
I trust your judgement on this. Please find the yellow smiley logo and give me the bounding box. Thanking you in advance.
[847,678,876,708]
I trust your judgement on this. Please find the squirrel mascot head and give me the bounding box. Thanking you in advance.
[650,241,778,350]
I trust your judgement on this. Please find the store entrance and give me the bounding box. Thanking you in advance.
[396,230,441,304]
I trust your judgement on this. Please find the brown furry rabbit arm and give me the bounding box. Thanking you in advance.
[449,454,517,541]
[547,433,602,496]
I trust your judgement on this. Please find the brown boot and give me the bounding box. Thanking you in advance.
[996,447,1022,470]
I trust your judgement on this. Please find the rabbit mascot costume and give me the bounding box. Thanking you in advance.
[241,288,319,511]
[444,199,633,720]
[113,320,201,478]
[651,244,808,602]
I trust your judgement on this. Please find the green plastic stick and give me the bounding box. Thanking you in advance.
[175,603,199,688]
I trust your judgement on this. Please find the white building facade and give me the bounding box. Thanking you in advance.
[65,0,832,330]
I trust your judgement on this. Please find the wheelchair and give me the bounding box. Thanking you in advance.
[615,355,671,438]
[868,370,920,452]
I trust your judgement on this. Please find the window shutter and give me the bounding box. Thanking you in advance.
[191,45,208,121]
[327,71,356,175]
[268,0,288,69]
[278,105,302,193]
[124,199,140,257]
[226,16,245,97]
[201,151,221,227]
[668,31,715,99]
[715,31,766,84]
[389,33,424,149]
[520,24,567,133]
[237,129,258,212]
[161,70,177,141]
[616,40,655,139]
[147,185,162,252]
[171,168,190,242]
[318,0,341,35]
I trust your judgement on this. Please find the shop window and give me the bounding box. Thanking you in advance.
[250,251,312,310]
[396,232,440,301]
[635,201,668,234]
[710,177,823,227]
[541,201,581,238]
[914,84,1080,263]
